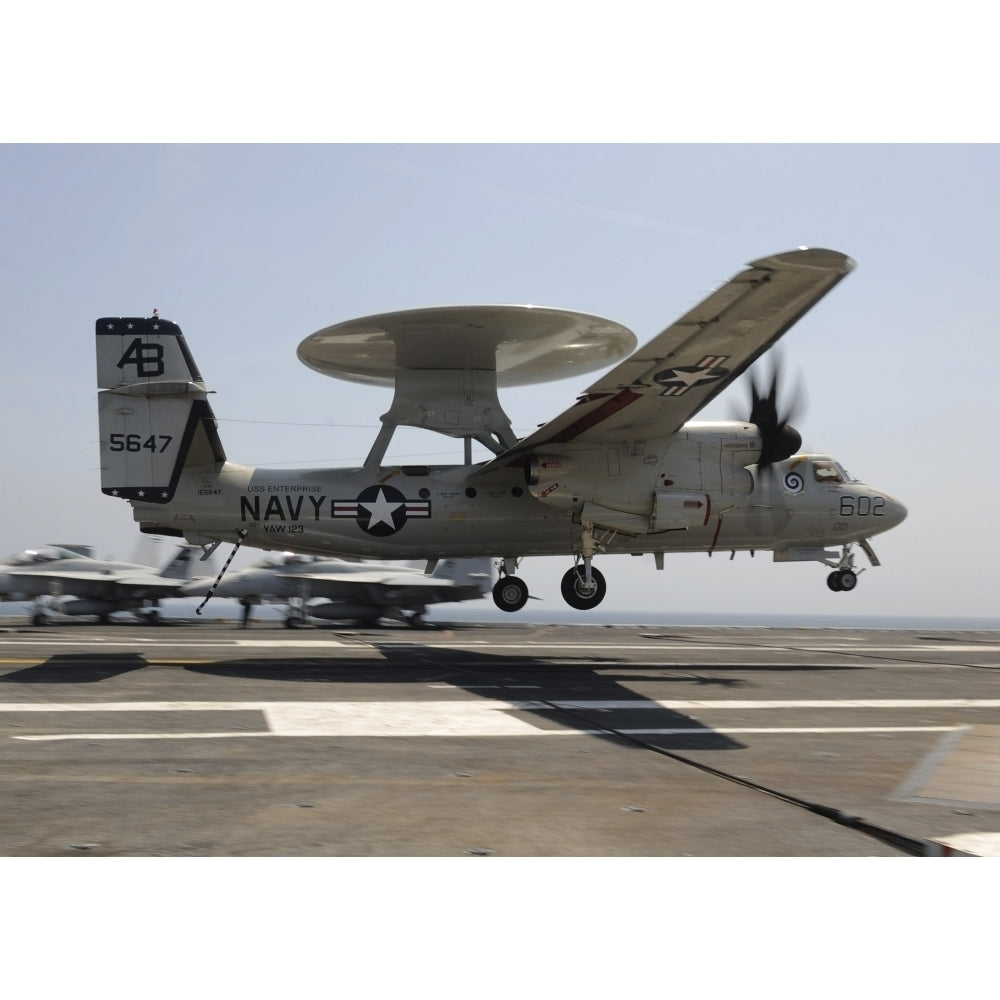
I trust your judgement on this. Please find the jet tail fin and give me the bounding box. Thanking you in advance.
[157,545,201,580]
[96,317,225,504]
[431,558,493,594]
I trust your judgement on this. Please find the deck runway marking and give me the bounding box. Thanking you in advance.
[13,725,962,742]
[2,640,996,662]
[2,696,994,741]
[895,725,1000,810]
[232,640,350,648]
[382,642,1000,653]
[6,639,988,652]
[4,697,1000,713]
[546,698,1000,710]
[0,639,357,649]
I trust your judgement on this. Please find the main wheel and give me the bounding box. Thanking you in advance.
[827,571,843,592]
[561,565,607,610]
[493,576,528,612]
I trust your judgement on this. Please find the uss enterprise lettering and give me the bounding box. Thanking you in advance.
[240,484,432,537]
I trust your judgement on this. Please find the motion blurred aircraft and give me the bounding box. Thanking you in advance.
[95,248,906,613]
[0,544,201,624]
[179,554,491,627]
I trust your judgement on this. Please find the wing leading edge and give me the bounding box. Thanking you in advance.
[476,248,854,471]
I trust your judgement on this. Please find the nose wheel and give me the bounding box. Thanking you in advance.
[825,543,863,592]
[827,569,857,592]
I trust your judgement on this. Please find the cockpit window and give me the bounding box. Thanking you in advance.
[813,460,843,484]
[7,546,78,566]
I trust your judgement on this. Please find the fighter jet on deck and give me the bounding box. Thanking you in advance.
[179,553,492,627]
[0,544,201,624]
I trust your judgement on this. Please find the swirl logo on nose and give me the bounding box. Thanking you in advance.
[783,471,804,494]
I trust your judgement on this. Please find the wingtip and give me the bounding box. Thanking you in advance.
[749,247,856,275]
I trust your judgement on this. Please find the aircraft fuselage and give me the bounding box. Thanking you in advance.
[131,443,905,563]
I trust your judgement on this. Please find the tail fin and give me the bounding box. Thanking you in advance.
[431,558,493,594]
[96,317,225,504]
[157,545,201,580]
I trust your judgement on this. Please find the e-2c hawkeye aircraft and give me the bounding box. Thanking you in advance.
[95,247,906,613]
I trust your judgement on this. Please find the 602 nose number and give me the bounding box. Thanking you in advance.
[840,496,885,516]
[108,433,173,453]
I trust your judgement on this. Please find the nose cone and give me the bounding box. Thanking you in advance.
[881,493,908,529]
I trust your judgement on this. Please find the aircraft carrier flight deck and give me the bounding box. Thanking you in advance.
[1,618,998,857]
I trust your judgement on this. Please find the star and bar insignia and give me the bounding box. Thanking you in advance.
[333,484,431,537]
[652,355,730,396]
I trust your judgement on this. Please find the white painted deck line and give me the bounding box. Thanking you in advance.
[2,638,996,653]
[14,725,961,742]
[3,698,1000,713]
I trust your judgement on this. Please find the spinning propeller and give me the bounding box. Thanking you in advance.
[733,356,807,537]
[744,355,806,475]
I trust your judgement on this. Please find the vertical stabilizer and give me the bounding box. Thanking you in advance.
[431,558,493,594]
[96,317,225,504]
[157,545,201,580]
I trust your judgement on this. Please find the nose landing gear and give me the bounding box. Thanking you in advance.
[826,542,867,592]
[827,568,858,592]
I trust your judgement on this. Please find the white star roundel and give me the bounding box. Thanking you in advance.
[334,484,432,536]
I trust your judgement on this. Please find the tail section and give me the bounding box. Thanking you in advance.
[96,317,225,504]
[157,545,201,581]
[431,557,493,594]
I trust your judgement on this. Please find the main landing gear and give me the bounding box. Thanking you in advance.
[560,564,607,610]
[493,571,529,613]
[282,597,309,628]
[492,555,609,613]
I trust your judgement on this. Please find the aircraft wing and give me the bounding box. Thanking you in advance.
[475,248,854,470]
[8,569,188,599]
[285,571,486,603]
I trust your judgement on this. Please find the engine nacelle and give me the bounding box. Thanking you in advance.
[524,453,588,509]
[525,426,761,532]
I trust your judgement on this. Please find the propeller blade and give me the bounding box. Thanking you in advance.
[744,353,806,474]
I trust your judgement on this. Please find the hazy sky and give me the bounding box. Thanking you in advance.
[2,143,997,620]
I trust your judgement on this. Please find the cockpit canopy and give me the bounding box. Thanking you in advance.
[4,545,93,566]
[810,458,855,484]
